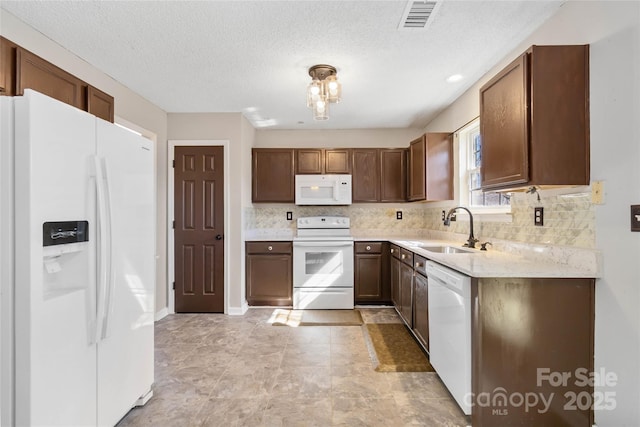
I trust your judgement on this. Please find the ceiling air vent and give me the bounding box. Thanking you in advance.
[398,1,439,30]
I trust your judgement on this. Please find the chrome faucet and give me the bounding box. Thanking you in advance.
[444,206,479,249]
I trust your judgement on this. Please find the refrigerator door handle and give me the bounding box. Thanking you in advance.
[94,156,112,343]
[100,158,115,340]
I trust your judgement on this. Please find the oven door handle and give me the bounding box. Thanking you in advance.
[294,241,353,248]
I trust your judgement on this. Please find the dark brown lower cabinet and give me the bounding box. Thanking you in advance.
[412,256,429,352]
[354,242,390,304]
[398,249,414,327]
[246,241,292,306]
[390,245,401,306]
[471,277,595,427]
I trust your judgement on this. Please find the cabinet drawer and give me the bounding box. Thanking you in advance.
[390,244,401,259]
[400,248,414,266]
[413,254,428,277]
[246,241,292,254]
[355,242,383,254]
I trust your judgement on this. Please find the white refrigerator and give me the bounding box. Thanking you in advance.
[0,89,155,426]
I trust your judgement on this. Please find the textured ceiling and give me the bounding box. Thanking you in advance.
[0,1,562,130]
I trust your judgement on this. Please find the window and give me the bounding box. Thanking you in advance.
[458,118,510,210]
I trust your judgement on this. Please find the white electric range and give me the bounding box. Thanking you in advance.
[292,216,354,309]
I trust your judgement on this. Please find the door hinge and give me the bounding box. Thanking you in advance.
[172,159,175,168]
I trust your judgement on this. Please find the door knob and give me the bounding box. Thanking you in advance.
[215,234,223,240]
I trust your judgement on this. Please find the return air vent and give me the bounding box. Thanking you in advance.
[398,1,439,30]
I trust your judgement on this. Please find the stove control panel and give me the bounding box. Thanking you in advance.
[297,216,350,229]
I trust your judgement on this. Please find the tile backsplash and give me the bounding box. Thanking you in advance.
[245,191,595,248]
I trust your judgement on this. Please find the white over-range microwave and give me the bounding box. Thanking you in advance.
[295,174,352,205]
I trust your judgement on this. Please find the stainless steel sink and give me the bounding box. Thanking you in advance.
[420,245,475,254]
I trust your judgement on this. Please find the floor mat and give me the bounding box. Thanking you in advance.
[364,323,435,372]
[270,309,363,326]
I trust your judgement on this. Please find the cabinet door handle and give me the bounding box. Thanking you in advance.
[268,245,273,251]
[366,245,371,251]
[390,248,395,254]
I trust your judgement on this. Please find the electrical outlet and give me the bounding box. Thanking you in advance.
[441,210,446,221]
[534,207,544,226]
[631,205,640,232]
[396,211,403,220]
[286,211,293,221]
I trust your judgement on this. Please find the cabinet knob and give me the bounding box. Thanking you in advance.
[268,245,273,251]
[415,262,422,268]
[366,245,371,251]
[401,254,406,259]
[390,248,395,254]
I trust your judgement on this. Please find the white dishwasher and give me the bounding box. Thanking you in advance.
[426,261,472,415]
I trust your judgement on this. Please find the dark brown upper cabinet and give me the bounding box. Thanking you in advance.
[480,45,590,191]
[408,133,453,202]
[352,149,379,202]
[87,85,115,123]
[0,37,17,95]
[295,148,351,174]
[380,148,407,202]
[1,37,115,122]
[352,148,407,203]
[16,47,86,111]
[252,148,295,203]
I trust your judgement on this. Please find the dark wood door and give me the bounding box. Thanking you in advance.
[408,135,426,201]
[352,149,379,202]
[480,52,529,189]
[174,146,225,312]
[380,149,407,202]
[413,273,429,351]
[252,149,295,202]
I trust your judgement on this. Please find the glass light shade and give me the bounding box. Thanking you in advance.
[325,75,341,103]
[306,79,322,108]
[312,96,329,121]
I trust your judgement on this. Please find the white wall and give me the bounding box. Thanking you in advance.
[425,2,640,425]
[0,9,170,313]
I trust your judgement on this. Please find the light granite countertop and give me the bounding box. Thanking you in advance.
[244,229,601,279]
[386,238,600,279]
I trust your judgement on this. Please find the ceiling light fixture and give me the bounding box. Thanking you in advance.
[306,64,341,121]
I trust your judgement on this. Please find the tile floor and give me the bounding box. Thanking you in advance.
[117,307,469,427]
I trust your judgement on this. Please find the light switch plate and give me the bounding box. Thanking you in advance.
[632,205,640,232]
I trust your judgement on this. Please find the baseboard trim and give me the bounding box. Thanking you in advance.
[227,302,249,316]
[154,307,169,321]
